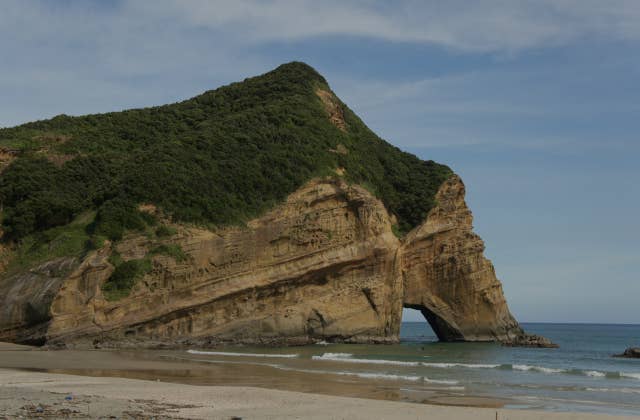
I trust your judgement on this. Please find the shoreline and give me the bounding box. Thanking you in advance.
[2,341,639,418]
[2,368,639,419]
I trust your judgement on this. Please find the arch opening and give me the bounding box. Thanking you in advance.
[403,304,465,342]
[400,307,436,342]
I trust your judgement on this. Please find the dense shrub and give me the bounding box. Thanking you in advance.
[89,198,149,241]
[102,258,152,301]
[150,244,187,262]
[0,62,451,243]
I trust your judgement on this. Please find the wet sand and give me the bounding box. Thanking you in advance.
[0,346,502,406]
[2,369,639,419]
[1,344,639,419]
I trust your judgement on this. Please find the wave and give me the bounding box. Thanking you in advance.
[584,370,606,377]
[312,353,420,366]
[509,365,640,380]
[273,364,445,383]
[422,362,500,369]
[336,371,459,385]
[512,364,566,374]
[586,387,640,395]
[345,372,422,381]
[188,351,639,383]
[187,350,299,358]
[620,372,640,380]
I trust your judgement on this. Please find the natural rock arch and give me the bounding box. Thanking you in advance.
[403,303,465,342]
[400,175,522,342]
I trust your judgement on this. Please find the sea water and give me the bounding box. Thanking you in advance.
[183,323,640,415]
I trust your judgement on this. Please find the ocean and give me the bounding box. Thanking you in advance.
[178,322,640,416]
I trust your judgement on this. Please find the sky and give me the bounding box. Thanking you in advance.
[2,0,639,324]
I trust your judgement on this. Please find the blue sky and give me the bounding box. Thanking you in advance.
[2,1,639,323]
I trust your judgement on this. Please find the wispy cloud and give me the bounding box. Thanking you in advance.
[153,0,640,52]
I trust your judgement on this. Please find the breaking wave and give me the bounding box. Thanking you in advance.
[422,362,500,369]
[187,350,299,358]
[311,353,420,366]
[512,364,566,374]
[586,387,640,394]
[274,364,458,384]
[584,370,607,378]
[620,372,640,380]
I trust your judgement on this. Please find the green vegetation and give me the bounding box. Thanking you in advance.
[150,244,187,262]
[155,225,176,237]
[100,243,186,301]
[5,212,95,275]
[0,62,451,253]
[391,224,403,239]
[102,257,152,301]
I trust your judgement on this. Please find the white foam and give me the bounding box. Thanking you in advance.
[423,377,460,385]
[620,372,640,380]
[312,353,420,366]
[586,387,640,395]
[187,350,298,358]
[283,366,458,384]
[348,372,422,381]
[584,370,606,377]
[318,352,352,358]
[512,364,565,374]
[315,340,330,346]
[274,364,423,382]
[421,362,500,369]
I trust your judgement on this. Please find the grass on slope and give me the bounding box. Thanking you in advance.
[3,211,96,276]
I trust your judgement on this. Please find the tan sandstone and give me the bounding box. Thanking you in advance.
[0,175,543,347]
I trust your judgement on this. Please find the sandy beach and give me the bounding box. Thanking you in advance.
[0,368,638,420]
[2,342,640,419]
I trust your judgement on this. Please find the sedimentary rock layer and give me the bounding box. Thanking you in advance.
[0,175,536,347]
[401,175,523,342]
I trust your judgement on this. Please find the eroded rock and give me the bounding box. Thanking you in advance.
[402,175,529,342]
[0,175,551,348]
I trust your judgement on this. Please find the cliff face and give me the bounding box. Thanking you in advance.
[1,179,403,346]
[401,175,522,341]
[0,175,529,347]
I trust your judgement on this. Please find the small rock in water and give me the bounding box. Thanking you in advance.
[613,347,640,358]
[501,334,558,348]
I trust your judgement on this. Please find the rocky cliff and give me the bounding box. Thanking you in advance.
[402,175,522,341]
[0,62,553,348]
[0,174,546,348]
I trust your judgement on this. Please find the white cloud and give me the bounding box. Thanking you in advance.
[2,0,640,127]
[151,0,640,52]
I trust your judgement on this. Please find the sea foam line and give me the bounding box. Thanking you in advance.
[187,350,299,358]
[311,353,420,366]
[584,370,606,378]
[275,365,459,384]
[512,364,566,374]
[422,362,500,369]
[586,387,640,395]
[620,372,640,380]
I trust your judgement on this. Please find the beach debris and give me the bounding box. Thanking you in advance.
[64,394,73,401]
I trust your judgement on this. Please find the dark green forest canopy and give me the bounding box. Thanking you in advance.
[0,62,452,243]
